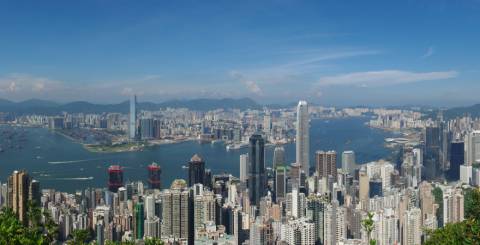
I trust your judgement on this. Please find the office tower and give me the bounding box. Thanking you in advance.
[465,131,480,166]
[249,218,273,245]
[316,150,337,180]
[129,94,137,140]
[248,134,266,206]
[28,179,40,206]
[296,100,310,174]
[403,208,422,245]
[263,112,272,134]
[192,184,216,239]
[134,202,144,239]
[289,163,301,189]
[188,154,205,187]
[359,170,369,209]
[8,170,30,224]
[160,179,190,241]
[273,146,286,169]
[147,162,161,189]
[369,177,383,198]
[448,141,464,181]
[275,165,287,201]
[140,118,154,140]
[239,154,249,183]
[107,165,123,193]
[306,195,325,244]
[423,126,441,180]
[341,150,355,174]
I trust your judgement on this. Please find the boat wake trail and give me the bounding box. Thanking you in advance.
[48,158,105,165]
[51,177,94,180]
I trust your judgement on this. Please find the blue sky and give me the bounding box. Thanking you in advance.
[0,0,479,106]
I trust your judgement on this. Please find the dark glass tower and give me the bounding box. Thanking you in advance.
[108,165,123,193]
[134,202,144,239]
[188,154,205,187]
[248,134,266,206]
[423,126,441,180]
[448,141,464,181]
[147,162,162,189]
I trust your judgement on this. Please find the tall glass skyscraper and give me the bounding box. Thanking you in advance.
[129,94,137,140]
[248,134,266,206]
[296,100,310,174]
[273,146,286,169]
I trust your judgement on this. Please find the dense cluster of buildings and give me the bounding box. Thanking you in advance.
[1,100,479,245]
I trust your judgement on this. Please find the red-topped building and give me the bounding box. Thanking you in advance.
[147,162,161,189]
[108,165,123,192]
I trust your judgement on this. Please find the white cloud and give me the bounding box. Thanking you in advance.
[244,80,263,95]
[317,70,457,86]
[0,74,63,95]
[422,46,435,58]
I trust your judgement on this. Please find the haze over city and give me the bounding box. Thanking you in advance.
[1,0,479,106]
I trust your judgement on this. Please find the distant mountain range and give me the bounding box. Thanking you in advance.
[0,98,263,115]
[442,103,480,119]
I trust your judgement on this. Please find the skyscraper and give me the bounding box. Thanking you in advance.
[188,154,205,187]
[341,151,355,174]
[129,94,137,140]
[273,146,286,169]
[134,202,145,239]
[315,151,337,180]
[160,179,190,241]
[107,165,123,193]
[147,162,161,189]
[275,165,287,202]
[448,141,464,181]
[239,153,249,184]
[423,126,441,180]
[8,170,30,224]
[248,134,266,206]
[465,131,480,166]
[296,100,310,175]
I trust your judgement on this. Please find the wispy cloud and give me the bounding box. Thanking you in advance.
[422,46,435,58]
[0,73,63,95]
[317,70,457,87]
[229,70,263,95]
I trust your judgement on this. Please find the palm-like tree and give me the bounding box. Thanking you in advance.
[362,212,377,245]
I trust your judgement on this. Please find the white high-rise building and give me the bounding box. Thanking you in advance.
[341,151,355,174]
[239,154,249,183]
[465,130,480,166]
[460,165,472,184]
[283,218,315,245]
[145,195,155,220]
[129,94,137,139]
[144,216,161,238]
[296,100,310,174]
[403,208,422,245]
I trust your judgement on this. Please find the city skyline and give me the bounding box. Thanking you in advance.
[0,1,479,106]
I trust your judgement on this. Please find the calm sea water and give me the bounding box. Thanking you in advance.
[0,117,394,192]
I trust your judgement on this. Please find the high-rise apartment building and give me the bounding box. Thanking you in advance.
[160,179,190,241]
[316,150,337,180]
